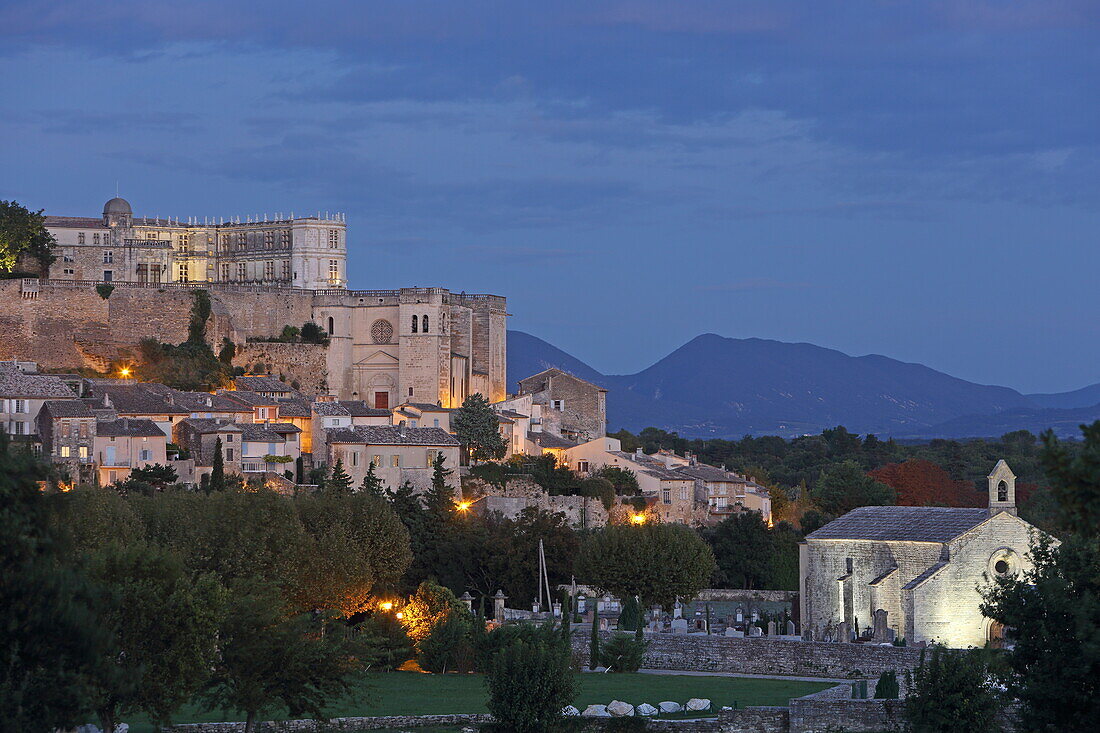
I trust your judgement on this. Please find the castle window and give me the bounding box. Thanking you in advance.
[328,259,339,282]
[103,251,113,264]
[422,315,429,333]
[78,232,85,244]
[264,231,274,249]
[329,229,339,248]
[237,262,246,280]
[412,315,418,333]
[281,261,290,280]
[147,232,157,240]
[328,316,334,335]
[93,233,100,244]
[997,480,1008,502]
[221,263,230,281]
[264,261,275,280]
[280,230,290,248]
[237,233,246,250]
[178,263,188,283]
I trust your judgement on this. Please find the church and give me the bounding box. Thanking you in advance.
[799,460,1051,648]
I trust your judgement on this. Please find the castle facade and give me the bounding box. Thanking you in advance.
[44,197,347,289]
[7,198,506,406]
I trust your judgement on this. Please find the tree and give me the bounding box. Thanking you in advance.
[874,670,900,699]
[423,452,456,514]
[130,463,178,489]
[904,646,1002,733]
[0,199,56,273]
[299,321,329,345]
[589,609,600,670]
[81,542,226,732]
[593,465,639,495]
[0,435,106,730]
[485,623,576,733]
[292,492,411,616]
[599,633,647,672]
[978,422,1100,731]
[209,437,226,492]
[705,512,775,590]
[452,393,505,462]
[811,460,895,516]
[417,609,473,673]
[201,583,360,733]
[576,522,715,608]
[869,460,982,507]
[327,459,353,495]
[218,337,236,366]
[358,461,385,497]
[279,324,301,342]
[618,594,641,631]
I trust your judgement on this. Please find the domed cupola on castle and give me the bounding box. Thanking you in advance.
[102,197,132,228]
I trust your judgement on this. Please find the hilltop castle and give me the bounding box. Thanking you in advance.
[3,197,506,406]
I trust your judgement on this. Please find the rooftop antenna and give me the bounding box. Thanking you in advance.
[115,181,119,197]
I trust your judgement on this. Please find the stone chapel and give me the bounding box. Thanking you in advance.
[799,460,1052,648]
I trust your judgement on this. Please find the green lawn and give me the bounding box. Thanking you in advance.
[129,672,831,731]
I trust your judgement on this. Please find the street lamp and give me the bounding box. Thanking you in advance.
[631,513,646,525]
[118,366,131,378]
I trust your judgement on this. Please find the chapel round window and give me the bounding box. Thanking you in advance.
[370,319,394,344]
[994,559,1009,575]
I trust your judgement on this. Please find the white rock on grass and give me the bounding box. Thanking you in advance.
[607,700,634,717]
[561,705,580,716]
[582,704,611,717]
[636,703,659,716]
[658,701,682,713]
[685,698,712,711]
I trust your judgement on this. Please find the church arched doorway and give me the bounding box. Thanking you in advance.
[987,620,1007,649]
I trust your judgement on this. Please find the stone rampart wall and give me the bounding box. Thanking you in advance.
[233,342,329,396]
[572,632,922,679]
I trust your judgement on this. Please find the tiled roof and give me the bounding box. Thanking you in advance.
[179,418,243,434]
[496,414,515,424]
[275,398,312,417]
[401,402,451,412]
[497,409,529,419]
[44,216,107,229]
[312,401,351,416]
[805,506,992,543]
[327,425,460,447]
[517,367,607,393]
[92,385,189,415]
[96,418,165,437]
[527,431,578,450]
[219,390,279,407]
[339,401,390,417]
[675,464,747,483]
[265,422,301,434]
[607,450,692,482]
[238,423,290,442]
[167,389,252,413]
[234,376,296,393]
[42,399,95,418]
[0,365,78,399]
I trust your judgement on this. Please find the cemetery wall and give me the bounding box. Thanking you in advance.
[696,589,797,604]
[572,632,922,678]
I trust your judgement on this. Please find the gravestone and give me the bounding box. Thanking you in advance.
[724,627,744,638]
[837,621,851,643]
[872,609,889,642]
[599,617,609,631]
[767,621,776,636]
[787,620,797,636]
[673,598,683,619]
[671,618,689,634]
[552,601,561,617]
[748,625,763,637]
[735,607,744,623]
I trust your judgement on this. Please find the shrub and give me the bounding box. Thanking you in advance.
[96,283,114,299]
[875,670,900,699]
[905,645,1002,733]
[485,623,576,733]
[417,611,473,673]
[599,633,647,672]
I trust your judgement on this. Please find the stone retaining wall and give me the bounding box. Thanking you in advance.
[573,632,921,678]
[164,713,491,731]
[695,590,797,605]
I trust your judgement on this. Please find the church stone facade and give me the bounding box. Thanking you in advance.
[799,461,1049,648]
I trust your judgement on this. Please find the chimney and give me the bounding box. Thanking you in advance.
[398,420,407,437]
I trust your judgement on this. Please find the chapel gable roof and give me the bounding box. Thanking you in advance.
[805,506,992,543]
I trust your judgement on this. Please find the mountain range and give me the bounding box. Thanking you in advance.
[507,331,1100,440]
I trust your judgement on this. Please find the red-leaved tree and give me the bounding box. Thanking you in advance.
[869,459,984,507]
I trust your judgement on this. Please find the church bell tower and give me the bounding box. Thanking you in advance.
[987,459,1017,516]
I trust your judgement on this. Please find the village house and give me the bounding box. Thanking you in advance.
[173,418,244,479]
[94,417,167,485]
[594,446,704,525]
[218,389,283,423]
[392,402,452,431]
[238,422,301,475]
[515,368,607,443]
[799,460,1052,648]
[0,362,78,437]
[84,383,190,437]
[232,375,300,399]
[672,462,773,525]
[324,424,460,493]
[37,399,97,481]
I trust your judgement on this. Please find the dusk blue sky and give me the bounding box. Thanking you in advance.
[3,1,1098,393]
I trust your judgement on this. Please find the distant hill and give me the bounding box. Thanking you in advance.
[1026,383,1100,410]
[507,330,1100,439]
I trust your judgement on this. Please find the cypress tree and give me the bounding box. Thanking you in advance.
[589,610,600,670]
[561,592,572,644]
[209,437,226,493]
[358,461,384,497]
[328,459,353,495]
